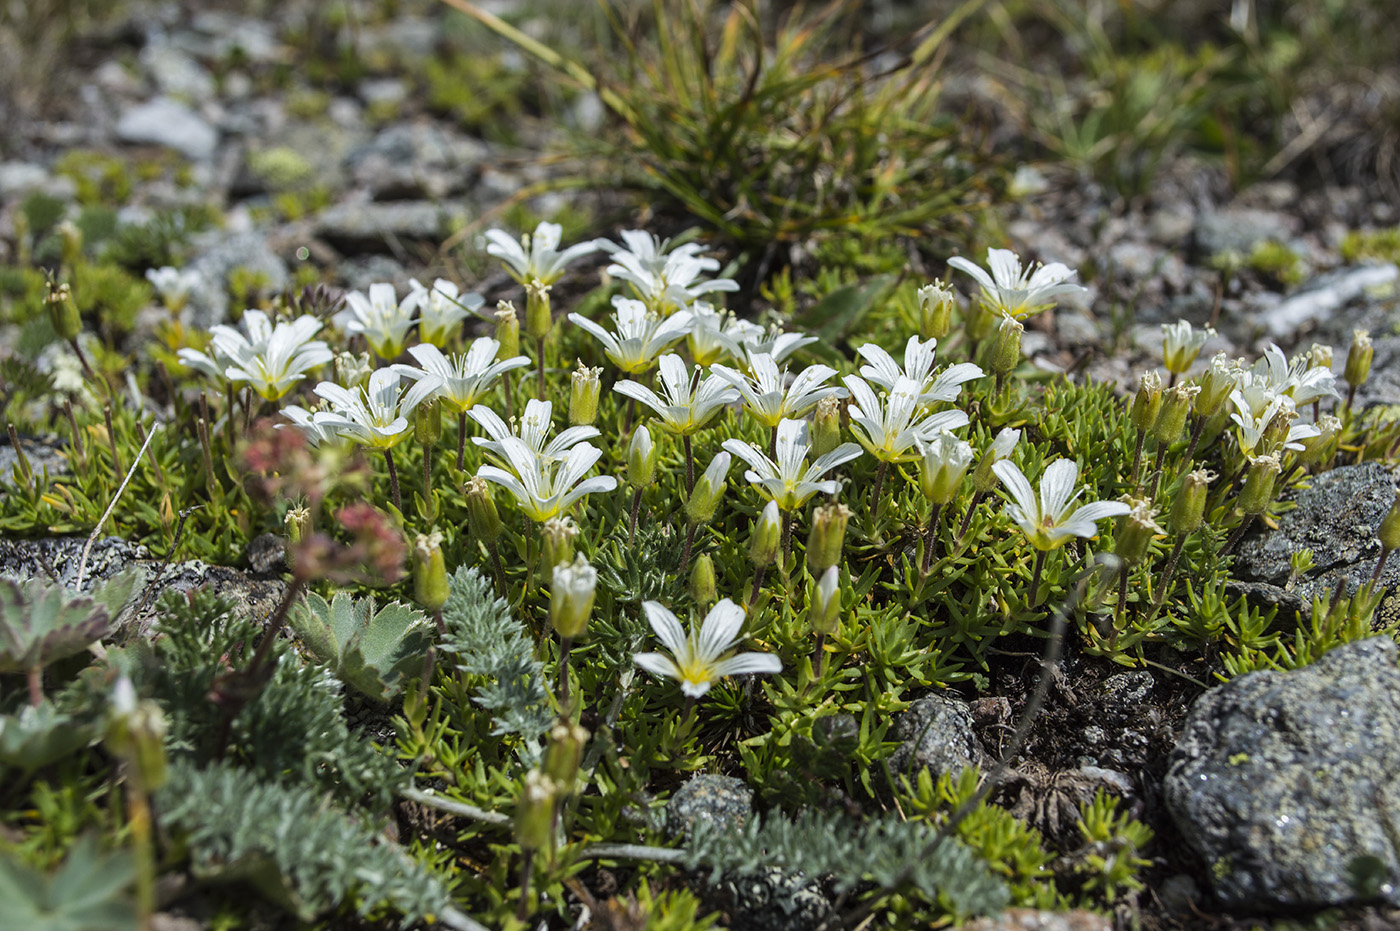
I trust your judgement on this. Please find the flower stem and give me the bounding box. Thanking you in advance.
[1145,532,1188,626]
[1128,428,1146,487]
[1372,547,1393,588]
[812,632,827,678]
[680,522,696,574]
[558,635,574,710]
[383,448,402,513]
[457,411,467,472]
[781,511,794,557]
[103,404,123,480]
[63,399,85,466]
[422,442,432,501]
[516,849,535,920]
[921,502,943,575]
[956,490,985,544]
[1028,549,1048,607]
[871,459,888,520]
[487,540,507,596]
[769,423,778,461]
[1223,513,1254,555]
[536,337,547,399]
[683,434,695,496]
[629,487,643,543]
[748,565,766,607]
[502,372,515,423]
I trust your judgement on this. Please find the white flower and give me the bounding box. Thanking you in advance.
[1161,320,1215,375]
[568,297,693,374]
[280,403,340,447]
[989,427,1022,461]
[1229,392,1318,455]
[312,369,423,450]
[914,431,975,504]
[992,458,1129,551]
[476,436,617,523]
[410,278,485,347]
[843,374,969,463]
[333,282,420,359]
[748,328,817,365]
[392,340,530,414]
[483,221,601,285]
[178,309,332,401]
[614,353,739,436]
[633,598,782,698]
[602,229,738,315]
[469,398,601,465]
[947,248,1085,319]
[145,266,203,310]
[722,418,863,511]
[711,354,847,428]
[551,555,597,638]
[688,303,763,367]
[855,336,984,408]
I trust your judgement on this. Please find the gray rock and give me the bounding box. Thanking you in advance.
[1165,637,1400,909]
[140,43,216,103]
[344,125,487,200]
[1194,207,1299,257]
[313,200,469,253]
[0,434,69,488]
[665,774,752,839]
[720,866,830,931]
[887,693,984,783]
[116,97,219,161]
[189,12,282,63]
[1234,462,1400,604]
[1260,263,1400,339]
[961,909,1112,931]
[0,162,52,197]
[183,230,290,328]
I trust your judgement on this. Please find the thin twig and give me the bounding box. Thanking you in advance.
[400,786,512,826]
[76,423,158,590]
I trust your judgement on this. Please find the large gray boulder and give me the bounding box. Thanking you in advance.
[1165,637,1400,909]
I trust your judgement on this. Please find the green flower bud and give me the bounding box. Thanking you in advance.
[916,431,974,505]
[494,301,521,360]
[965,300,999,343]
[569,362,602,426]
[541,516,578,570]
[627,425,657,488]
[690,554,717,606]
[1194,352,1238,418]
[1345,329,1373,388]
[1114,499,1162,566]
[989,313,1023,376]
[1239,454,1282,515]
[1169,469,1213,535]
[1153,384,1199,445]
[1130,371,1164,434]
[524,278,552,343]
[810,566,842,637]
[685,452,731,526]
[918,280,955,340]
[809,396,842,459]
[1380,489,1400,553]
[550,554,596,639]
[413,531,450,613]
[543,722,588,794]
[415,397,442,448]
[46,281,81,341]
[465,475,502,544]
[971,428,1021,494]
[1298,415,1341,466]
[1259,404,1298,457]
[750,500,781,568]
[1161,320,1213,375]
[806,502,851,573]
[106,677,168,791]
[285,506,312,544]
[515,770,557,852]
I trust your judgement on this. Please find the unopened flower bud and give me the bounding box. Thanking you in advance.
[989,314,1023,376]
[1131,372,1164,434]
[810,396,842,459]
[569,362,602,426]
[685,452,731,525]
[465,475,502,543]
[810,566,842,637]
[1345,329,1373,388]
[334,351,374,390]
[806,503,851,573]
[413,531,450,612]
[543,722,588,793]
[46,280,81,341]
[1239,454,1282,515]
[541,516,578,570]
[550,554,596,639]
[1170,469,1212,535]
[1153,384,1199,445]
[690,554,717,606]
[285,506,312,544]
[1114,499,1162,566]
[524,279,552,343]
[628,425,657,487]
[916,431,974,504]
[494,301,521,360]
[918,280,955,340]
[106,676,168,791]
[1259,404,1297,456]
[1194,353,1238,418]
[971,427,1021,494]
[751,500,781,568]
[515,770,557,852]
[1162,320,1213,375]
[415,397,442,448]
[1380,489,1400,553]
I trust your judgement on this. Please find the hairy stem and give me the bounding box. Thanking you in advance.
[921,502,943,574]
[629,487,643,543]
[383,448,402,513]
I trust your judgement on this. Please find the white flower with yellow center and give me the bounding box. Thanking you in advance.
[475,436,617,524]
[312,369,422,450]
[483,221,601,285]
[179,309,332,401]
[855,336,984,409]
[602,229,738,315]
[1161,320,1215,376]
[687,303,763,367]
[843,374,968,464]
[947,248,1084,319]
[568,297,693,374]
[722,418,862,512]
[992,458,1129,552]
[614,353,739,437]
[410,278,485,347]
[633,598,782,698]
[391,339,529,414]
[333,282,421,360]
[469,398,600,465]
[711,354,847,428]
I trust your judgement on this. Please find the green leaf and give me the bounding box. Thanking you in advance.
[0,571,141,674]
[0,837,137,931]
[287,591,433,702]
[0,703,100,774]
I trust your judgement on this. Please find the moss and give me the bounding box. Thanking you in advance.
[1341,227,1400,265]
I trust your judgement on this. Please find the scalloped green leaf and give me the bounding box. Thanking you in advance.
[0,570,141,674]
[0,703,100,774]
[288,591,432,702]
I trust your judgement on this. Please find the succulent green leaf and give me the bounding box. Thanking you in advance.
[288,591,433,701]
